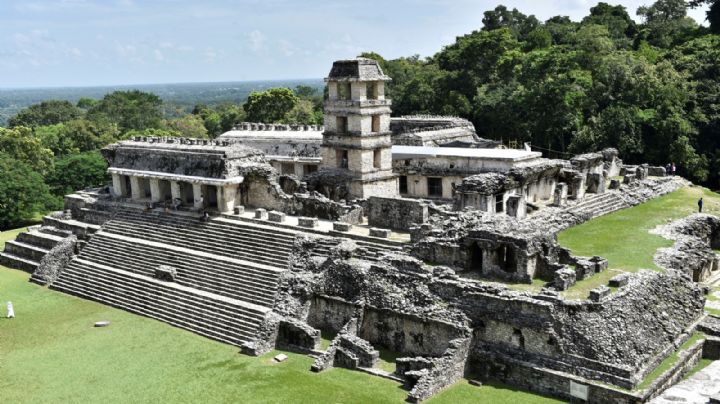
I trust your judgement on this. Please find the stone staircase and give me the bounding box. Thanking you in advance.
[51,258,269,345]
[0,215,100,272]
[46,208,301,346]
[566,192,628,219]
[100,210,297,268]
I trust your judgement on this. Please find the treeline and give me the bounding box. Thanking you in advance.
[365,0,720,186]
[0,86,323,229]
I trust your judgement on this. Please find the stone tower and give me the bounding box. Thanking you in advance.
[321,58,398,199]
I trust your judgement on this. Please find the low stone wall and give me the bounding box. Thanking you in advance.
[367,196,429,231]
[407,337,471,402]
[276,318,321,353]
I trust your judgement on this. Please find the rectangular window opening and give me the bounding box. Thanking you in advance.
[337,149,349,169]
[427,177,443,197]
[373,149,381,169]
[371,115,381,133]
[336,116,348,134]
[338,82,351,100]
[399,175,408,194]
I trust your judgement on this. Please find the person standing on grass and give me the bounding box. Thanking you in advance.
[699,197,704,213]
[6,301,14,318]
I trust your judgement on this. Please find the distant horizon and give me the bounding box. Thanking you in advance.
[0,77,324,92]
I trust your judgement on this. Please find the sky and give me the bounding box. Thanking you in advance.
[0,0,711,88]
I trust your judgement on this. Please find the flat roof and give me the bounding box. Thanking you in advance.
[391,145,542,161]
[219,129,323,141]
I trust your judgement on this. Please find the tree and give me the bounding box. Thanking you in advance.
[35,120,119,156]
[0,153,56,229]
[76,97,98,110]
[46,151,108,196]
[689,0,720,33]
[243,88,299,123]
[0,126,54,174]
[482,5,540,41]
[582,2,637,45]
[87,90,163,133]
[637,0,699,47]
[166,115,209,138]
[284,100,321,125]
[8,100,82,129]
[545,16,578,45]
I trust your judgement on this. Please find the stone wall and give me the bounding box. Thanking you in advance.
[32,235,77,285]
[407,337,472,402]
[367,196,429,231]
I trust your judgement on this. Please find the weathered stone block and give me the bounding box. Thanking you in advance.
[635,166,648,180]
[589,285,611,302]
[233,205,245,215]
[591,256,608,273]
[554,267,576,291]
[623,174,636,184]
[608,273,630,288]
[255,208,268,219]
[647,166,666,177]
[333,222,352,232]
[369,228,391,238]
[609,179,621,190]
[298,217,318,228]
[155,265,177,282]
[268,211,286,223]
[574,259,595,280]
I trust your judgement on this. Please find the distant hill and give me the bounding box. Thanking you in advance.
[0,79,324,127]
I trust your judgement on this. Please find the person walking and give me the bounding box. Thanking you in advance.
[698,197,703,213]
[6,301,14,318]
[671,162,676,176]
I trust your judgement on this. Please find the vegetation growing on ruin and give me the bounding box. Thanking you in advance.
[636,331,705,390]
[0,265,562,404]
[558,185,720,298]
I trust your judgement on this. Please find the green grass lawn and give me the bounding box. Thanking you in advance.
[636,332,705,390]
[0,267,561,404]
[0,226,31,250]
[558,186,720,299]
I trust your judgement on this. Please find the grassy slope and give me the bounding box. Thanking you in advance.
[558,186,720,298]
[0,267,560,404]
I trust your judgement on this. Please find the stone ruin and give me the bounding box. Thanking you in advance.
[0,57,717,403]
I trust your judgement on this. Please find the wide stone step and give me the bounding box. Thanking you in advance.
[17,230,64,249]
[51,260,267,344]
[87,233,281,281]
[99,229,290,268]
[80,234,280,304]
[4,240,50,262]
[0,252,39,272]
[102,220,295,257]
[105,219,297,251]
[90,229,288,274]
[55,265,264,332]
[77,248,278,307]
[51,278,250,346]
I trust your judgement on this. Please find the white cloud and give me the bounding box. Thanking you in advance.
[154,49,164,62]
[247,30,266,52]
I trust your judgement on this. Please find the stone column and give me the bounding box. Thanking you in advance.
[193,183,204,209]
[170,181,181,201]
[112,173,123,197]
[130,176,142,200]
[149,179,161,202]
[219,185,238,213]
